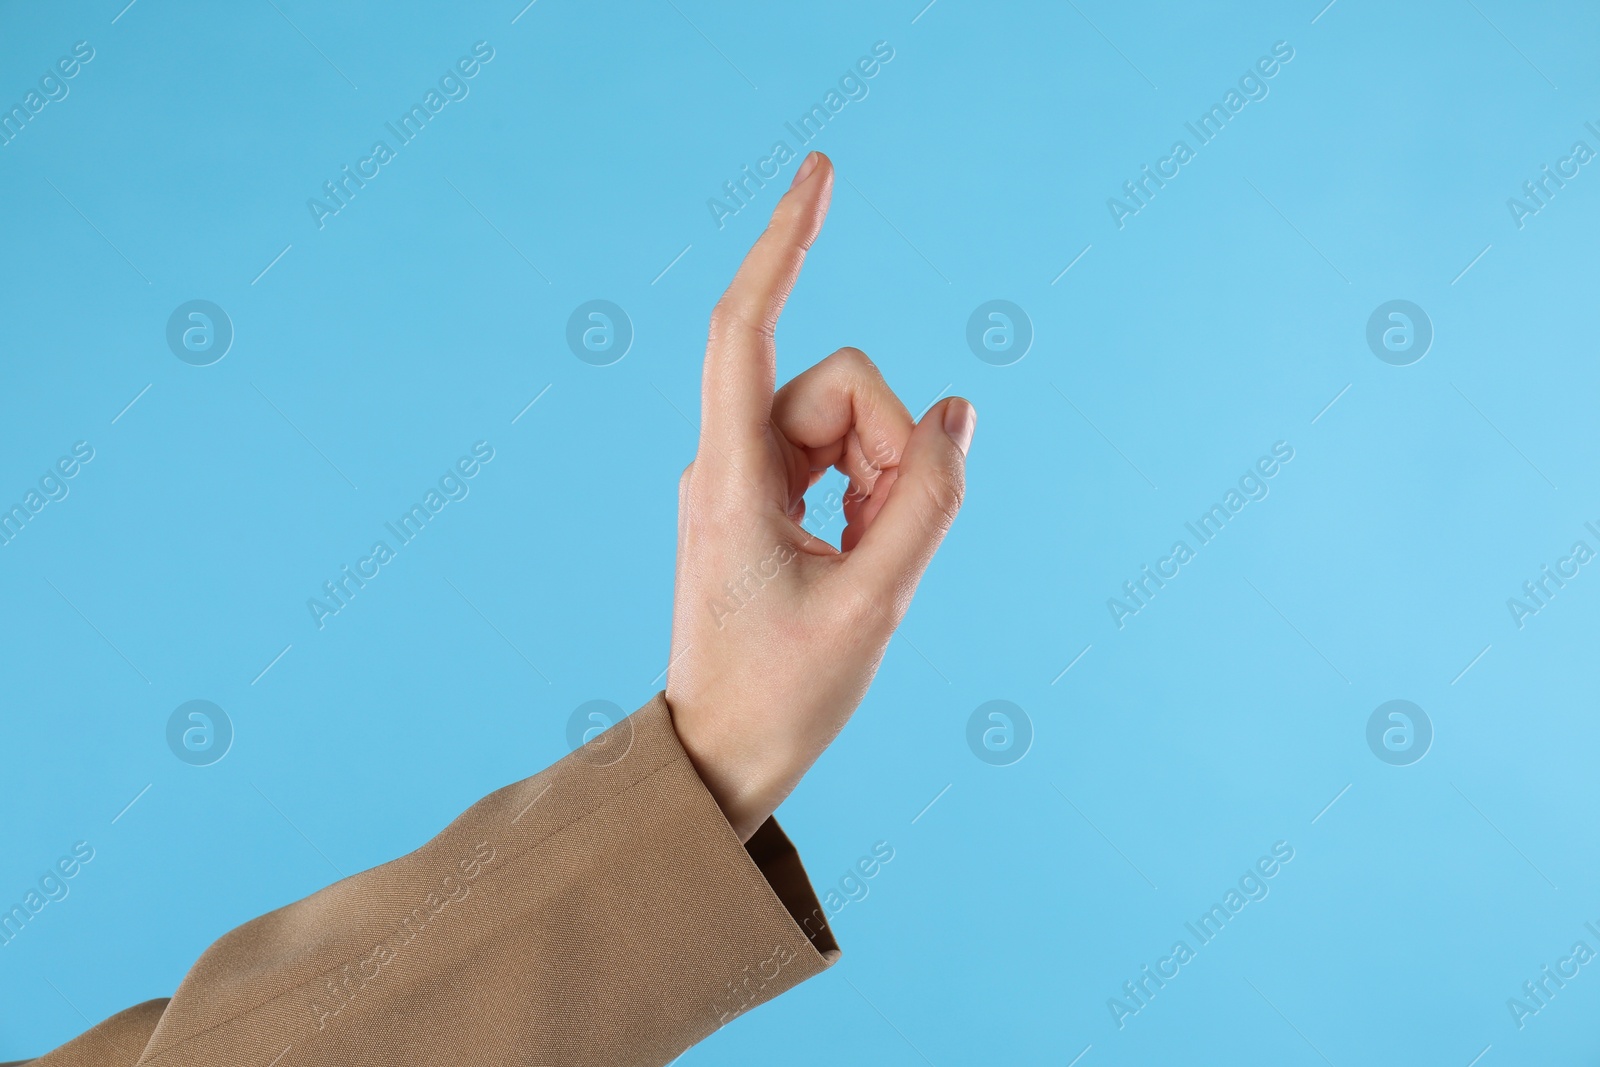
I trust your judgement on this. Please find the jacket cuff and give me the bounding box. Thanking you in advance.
[649,693,843,1027]
[744,817,839,958]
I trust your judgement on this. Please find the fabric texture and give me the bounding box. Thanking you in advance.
[22,694,839,1066]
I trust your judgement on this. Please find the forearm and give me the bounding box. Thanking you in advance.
[27,696,837,1067]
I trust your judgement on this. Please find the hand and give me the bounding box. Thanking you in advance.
[666,152,976,842]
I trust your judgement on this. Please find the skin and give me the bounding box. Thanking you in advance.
[667,151,977,842]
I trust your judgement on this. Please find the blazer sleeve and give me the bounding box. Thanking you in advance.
[27,694,840,1067]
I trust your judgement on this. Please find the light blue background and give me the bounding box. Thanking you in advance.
[3,1,1599,1063]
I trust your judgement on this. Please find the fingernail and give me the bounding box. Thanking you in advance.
[942,398,975,456]
[790,152,819,189]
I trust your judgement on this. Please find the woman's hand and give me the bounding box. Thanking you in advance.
[666,152,976,842]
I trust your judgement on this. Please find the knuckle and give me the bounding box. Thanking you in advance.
[832,570,908,637]
[680,460,739,521]
[771,195,815,247]
[835,345,870,369]
[710,296,773,343]
[830,346,879,381]
[833,583,884,633]
[919,465,966,530]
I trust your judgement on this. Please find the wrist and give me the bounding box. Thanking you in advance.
[665,693,794,843]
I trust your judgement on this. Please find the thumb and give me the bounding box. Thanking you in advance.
[842,397,974,610]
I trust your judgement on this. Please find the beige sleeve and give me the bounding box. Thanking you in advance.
[25,694,839,1067]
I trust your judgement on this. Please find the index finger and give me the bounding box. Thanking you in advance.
[701,151,833,452]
